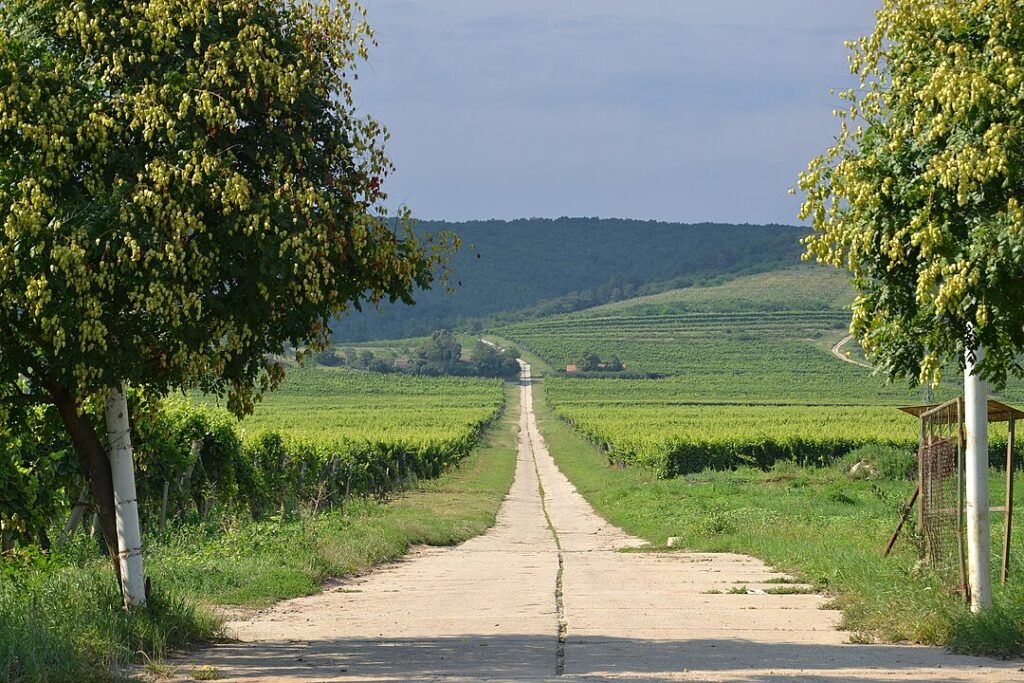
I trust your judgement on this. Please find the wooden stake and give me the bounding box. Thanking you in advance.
[159,480,170,535]
[1003,415,1015,585]
[884,485,920,557]
[921,419,929,540]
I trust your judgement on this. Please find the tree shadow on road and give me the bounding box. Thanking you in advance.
[175,633,1024,682]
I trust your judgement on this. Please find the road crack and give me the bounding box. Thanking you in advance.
[526,378,567,677]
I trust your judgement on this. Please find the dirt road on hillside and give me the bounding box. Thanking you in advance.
[175,363,1023,682]
[831,334,873,369]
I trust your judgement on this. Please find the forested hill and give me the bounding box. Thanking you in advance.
[332,217,808,341]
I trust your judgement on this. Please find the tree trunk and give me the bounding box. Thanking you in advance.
[46,380,123,587]
[159,480,169,534]
[105,384,146,608]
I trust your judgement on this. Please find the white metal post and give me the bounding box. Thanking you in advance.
[964,344,992,612]
[106,383,147,608]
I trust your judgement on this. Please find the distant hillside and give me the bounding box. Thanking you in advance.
[577,265,855,317]
[331,218,807,341]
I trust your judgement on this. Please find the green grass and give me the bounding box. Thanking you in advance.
[532,379,1024,657]
[0,383,520,682]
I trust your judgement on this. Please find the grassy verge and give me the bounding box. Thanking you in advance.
[0,384,520,682]
[531,379,1024,658]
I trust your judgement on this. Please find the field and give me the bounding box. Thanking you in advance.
[497,267,1024,477]
[236,366,504,445]
[532,381,1024,656]
[489,265,1024,653]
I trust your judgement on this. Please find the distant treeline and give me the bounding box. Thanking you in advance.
[318,331,521,379]
[330,218,808,341]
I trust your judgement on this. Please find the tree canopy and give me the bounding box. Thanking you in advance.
[0,0,450,567]
[0,0,450,411]
[798,0,1024,389]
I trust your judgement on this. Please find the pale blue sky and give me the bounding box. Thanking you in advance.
[355,1,877,225]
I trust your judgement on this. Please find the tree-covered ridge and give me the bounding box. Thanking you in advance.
[332,218,808,341]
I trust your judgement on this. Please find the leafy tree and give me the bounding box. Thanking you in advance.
[578,351,601,372]
[357,350,377,369]
[314,350,344,367]
[418,330,462,367]
[0,0,450,578]
[798,1,1024,388]
[470,341,519,378]
[606,354,624,372]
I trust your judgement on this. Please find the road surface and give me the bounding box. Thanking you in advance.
[831,335,873,369]
[175,363,1023,682]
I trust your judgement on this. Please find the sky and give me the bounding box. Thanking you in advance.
[354,1,879,226]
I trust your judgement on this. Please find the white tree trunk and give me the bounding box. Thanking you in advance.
[964,344,992,612]
[105,383,146,608]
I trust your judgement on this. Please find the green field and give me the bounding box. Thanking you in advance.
[1,376,518,682]
[236,366,505,444]
[497,267,859,378]
[532,379,1024,656]
[497,267,1024,477]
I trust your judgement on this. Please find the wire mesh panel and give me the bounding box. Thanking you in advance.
[919,399,966,591]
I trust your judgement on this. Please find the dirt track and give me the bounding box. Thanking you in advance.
[176,363,1024,682]
[831,335,873,369]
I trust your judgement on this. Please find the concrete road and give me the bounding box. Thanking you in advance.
[174,364,1024,682]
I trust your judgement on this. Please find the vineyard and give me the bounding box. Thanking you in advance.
[499,268,1023,477]
[546,397,918,475]
[3,368,505,552]
[0,367,509,679]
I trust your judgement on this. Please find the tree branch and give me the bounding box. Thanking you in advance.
[0,390,51,406]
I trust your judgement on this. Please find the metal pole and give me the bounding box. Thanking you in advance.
[964,344,992,612]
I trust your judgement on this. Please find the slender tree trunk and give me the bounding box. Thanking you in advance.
[46,380,123,587]
[37,528,50,554]
[105,384,146,608]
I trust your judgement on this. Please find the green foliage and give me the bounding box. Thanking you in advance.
[336,219,808,341]
[417,330,462,366]
[469,342,520,379]
[799,0,1024,389]
[0,405,79,546]
[0,383,519,682]
[2,367,505,549]
[547,393,919,477]
[0,557,218,682]
[577,351,601,372]
[0,0,451,416]
[513,266,1024,479]
[840,444,919,481]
